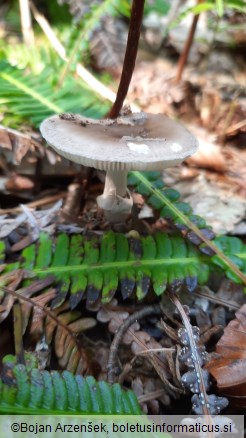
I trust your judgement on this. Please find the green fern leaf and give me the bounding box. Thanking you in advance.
[1,230,246,306]
[0,61,109,127]
[0,358,141,414]
[212,236,246,283]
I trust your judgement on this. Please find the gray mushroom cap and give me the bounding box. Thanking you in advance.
[40,112,198,171]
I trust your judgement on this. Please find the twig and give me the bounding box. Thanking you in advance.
[107,304,161,384]
[30,2,139,111]
[219,97,239,143]
[30,2,115,102]
[136,347,176,355]
[106,0,145,118]
[175,0,203,83]
[225,118,246,135]
[19,0,34,46]
[192,289,240,310]
[137,389,167,403]
[0,192,67,215]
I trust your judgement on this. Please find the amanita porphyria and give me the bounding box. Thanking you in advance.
[40,111,198,223]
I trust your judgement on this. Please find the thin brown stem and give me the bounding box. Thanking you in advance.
[106,0,145,118]
[175,0,203,83]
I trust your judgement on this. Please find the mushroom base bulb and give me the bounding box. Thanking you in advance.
[97,189,133,223]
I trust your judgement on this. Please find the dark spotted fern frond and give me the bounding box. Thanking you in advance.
[0,230,245,310]
[0,356,141,414]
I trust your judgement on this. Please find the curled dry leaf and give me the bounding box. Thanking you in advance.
[0,270,24,322]
[205,304,246,408]
[23,289,57,336]
[0,124,44,164]
[45,302,96,374]
[0,127,12,150]
[187,138,227,173]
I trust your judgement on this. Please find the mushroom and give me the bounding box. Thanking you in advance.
[40,112,198,223]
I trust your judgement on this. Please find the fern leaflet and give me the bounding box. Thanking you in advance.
[0,356,141,414]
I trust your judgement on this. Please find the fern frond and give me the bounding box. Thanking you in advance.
[1,230,245,309]
[0,61,109,127]
[0,357,141,414]
[128,171,246,286]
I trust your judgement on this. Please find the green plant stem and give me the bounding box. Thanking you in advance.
[106,0,145,118]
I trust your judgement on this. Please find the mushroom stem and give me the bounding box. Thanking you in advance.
[104,170,127,197]
[97,170,133,223]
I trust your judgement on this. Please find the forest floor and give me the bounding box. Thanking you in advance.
[0,9,245,417]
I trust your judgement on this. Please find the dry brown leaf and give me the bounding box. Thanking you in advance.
[0,214,26,239]
[5,174,34,191]
[0,125,39,164]
[166,169,246,234]
[0,124,53,165]
[187,140,227,172]
[0,270,24,322]
[44,303,96,374]
[0,128,12,150]
[132,377,166,414]
[25,289,57,336]
[205,304,246,408]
